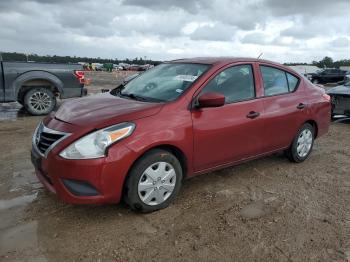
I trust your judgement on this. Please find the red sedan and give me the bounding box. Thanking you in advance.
[31,57,331,212]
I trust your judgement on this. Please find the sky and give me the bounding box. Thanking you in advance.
[0,0,350,63]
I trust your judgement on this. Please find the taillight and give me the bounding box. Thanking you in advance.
[74,70,85,84]
[323,93,331,102]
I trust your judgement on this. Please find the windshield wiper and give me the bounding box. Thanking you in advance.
[120,92,149,101]
[119,92,165,103]
[110,83,126,96]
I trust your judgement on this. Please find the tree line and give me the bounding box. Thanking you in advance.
[0,52,161,65]
[285,56,350,68]
[1,52,349,68]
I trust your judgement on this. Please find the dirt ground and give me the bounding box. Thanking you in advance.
[0,72,350,262]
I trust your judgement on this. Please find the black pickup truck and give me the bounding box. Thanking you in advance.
[306,68,349,84]
[0,57,86,115]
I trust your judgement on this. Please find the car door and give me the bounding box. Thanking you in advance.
[318,70,328,83]
[334,69,344,82]
[325,69,334,83]
[329,69,340,82]
[258,65,307,152]
[191,63,265,172]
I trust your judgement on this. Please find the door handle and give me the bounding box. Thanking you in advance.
[297,103,306,109]
[246,111,260,119]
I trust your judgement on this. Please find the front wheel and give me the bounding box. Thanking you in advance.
[24,87,56,115]
[124,149,183,213]
[285,123,314,163]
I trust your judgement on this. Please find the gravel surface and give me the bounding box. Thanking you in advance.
[0,72,349,261]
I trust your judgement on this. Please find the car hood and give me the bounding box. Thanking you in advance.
[327,85,350,95]
[54,93,163,128]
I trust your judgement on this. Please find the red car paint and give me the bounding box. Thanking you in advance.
[31,58,331,204]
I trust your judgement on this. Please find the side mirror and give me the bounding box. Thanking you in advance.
[197,92,225,108]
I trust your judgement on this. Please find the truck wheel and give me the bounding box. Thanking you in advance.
[124,149,183,213]
[24,87,56,115]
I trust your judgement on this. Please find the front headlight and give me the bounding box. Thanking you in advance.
[59,122,135,159]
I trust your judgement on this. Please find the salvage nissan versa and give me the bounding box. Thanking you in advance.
[31,58,331,212]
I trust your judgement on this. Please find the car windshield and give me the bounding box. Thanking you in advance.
[118,63,210,102]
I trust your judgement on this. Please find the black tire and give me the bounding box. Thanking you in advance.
[124,149,183,213]
[285,123,315,163]
[17,99,23,106]
[23,87,56,115]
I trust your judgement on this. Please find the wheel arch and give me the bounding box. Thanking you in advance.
[304,119,318,138]
[128,144,188,179]
[13,71,64,101]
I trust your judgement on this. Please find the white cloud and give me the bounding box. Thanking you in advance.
[0,0,349,62]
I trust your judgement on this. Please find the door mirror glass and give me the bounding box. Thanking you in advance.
[197,92,225,108]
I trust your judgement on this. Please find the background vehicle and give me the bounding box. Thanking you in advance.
[327,74,350,118]
[0,55,86,115]
[306,68,348,84]
[129,64,146,71]
[31,58,331,213]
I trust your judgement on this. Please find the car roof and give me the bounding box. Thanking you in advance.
[169,57,283,67]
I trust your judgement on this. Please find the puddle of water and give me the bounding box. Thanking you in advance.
[344,249,350,261]
[0,102,28,121]
[240,201,270,219]
[0,220,47,262]
[0,193,37,210]
[11,170,42,192]
[0,221,38,253]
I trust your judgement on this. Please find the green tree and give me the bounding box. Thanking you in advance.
[318,56,334,68]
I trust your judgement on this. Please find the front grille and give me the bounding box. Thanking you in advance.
[33,123,69,156]
[37,132,65,154]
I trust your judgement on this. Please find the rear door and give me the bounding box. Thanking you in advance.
[258,64,307,152]
[192,63,265,171]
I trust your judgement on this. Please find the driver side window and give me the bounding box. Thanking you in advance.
[200,65,255,104]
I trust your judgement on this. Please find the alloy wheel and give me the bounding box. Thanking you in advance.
[296,129,313,157]
[29,91,52,112]
[137,162,176,206]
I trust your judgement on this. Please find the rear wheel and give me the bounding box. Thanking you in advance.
[24,87,56,115]
[285,123,314,163]
[124,149,183,213]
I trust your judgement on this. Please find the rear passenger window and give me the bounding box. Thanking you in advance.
[287,73,298,91]
[200,65,255,103]
[260,66,299,96]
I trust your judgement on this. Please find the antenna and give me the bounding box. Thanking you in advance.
[257,53,263,59]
